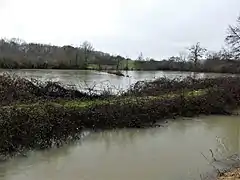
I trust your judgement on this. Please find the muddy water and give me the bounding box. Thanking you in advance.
[0,69,236,93]
[1,115,240,180]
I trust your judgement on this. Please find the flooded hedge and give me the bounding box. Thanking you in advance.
[127,76,240,96]
[0,74,106,106]
[1,75,240,155]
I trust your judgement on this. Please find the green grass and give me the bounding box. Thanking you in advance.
[119,60,135,70]
[53,89,207,109]
[62,99,109,108]
[87,60,136,70]
[87,64,99,70]
[1,89,207,110]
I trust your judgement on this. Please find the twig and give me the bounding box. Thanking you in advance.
[201,152,221,174]
[210,149,216,161]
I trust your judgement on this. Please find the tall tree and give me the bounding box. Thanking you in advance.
[81,41,94,68]
[115,55,124,70]
[226,15,240,59]
[188,42,206,71]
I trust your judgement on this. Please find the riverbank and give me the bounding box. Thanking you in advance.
[1,75,240,156]
[218,168,240,179]
[202,154,240,180]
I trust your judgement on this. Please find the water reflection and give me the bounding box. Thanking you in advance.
[83,128,161,152]
[0,116,240,180]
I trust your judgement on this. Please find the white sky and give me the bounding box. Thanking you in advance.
[0,0,240,59]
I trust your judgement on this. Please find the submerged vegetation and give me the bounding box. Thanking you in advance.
[0,14,239,157]
[0,74,240,156]
[105,70,125,76]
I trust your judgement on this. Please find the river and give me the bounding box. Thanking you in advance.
[0,69,239,179]
[0,69,236,93]
[0,115,240,180]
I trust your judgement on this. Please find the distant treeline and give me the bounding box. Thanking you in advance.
[0,15,239,73]
[0,39,123,70]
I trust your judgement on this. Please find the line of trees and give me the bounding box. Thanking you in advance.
[0,14,240,73]
[0,38,132,70]
[0,39,95,69]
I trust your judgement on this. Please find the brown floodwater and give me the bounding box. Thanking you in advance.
[0,69,236,93]
[0,115,240,180]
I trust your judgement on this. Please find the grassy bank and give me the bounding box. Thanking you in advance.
[1,74,240,155]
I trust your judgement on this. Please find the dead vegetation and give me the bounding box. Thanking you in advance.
[0,73,105,106]
[218,168,240,180]
[1,74,240,156]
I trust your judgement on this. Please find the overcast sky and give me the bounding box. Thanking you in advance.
[0,0,240,59]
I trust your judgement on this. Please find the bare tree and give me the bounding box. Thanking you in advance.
[145,57,150,61]
[81,41,94,68]
[177,51,187,70]
[226,15,240,59]
[220,48,234,60]
[188,42,207,71]
[137,52,144,61]
[179,51,187,62]
[10,38,25,45]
